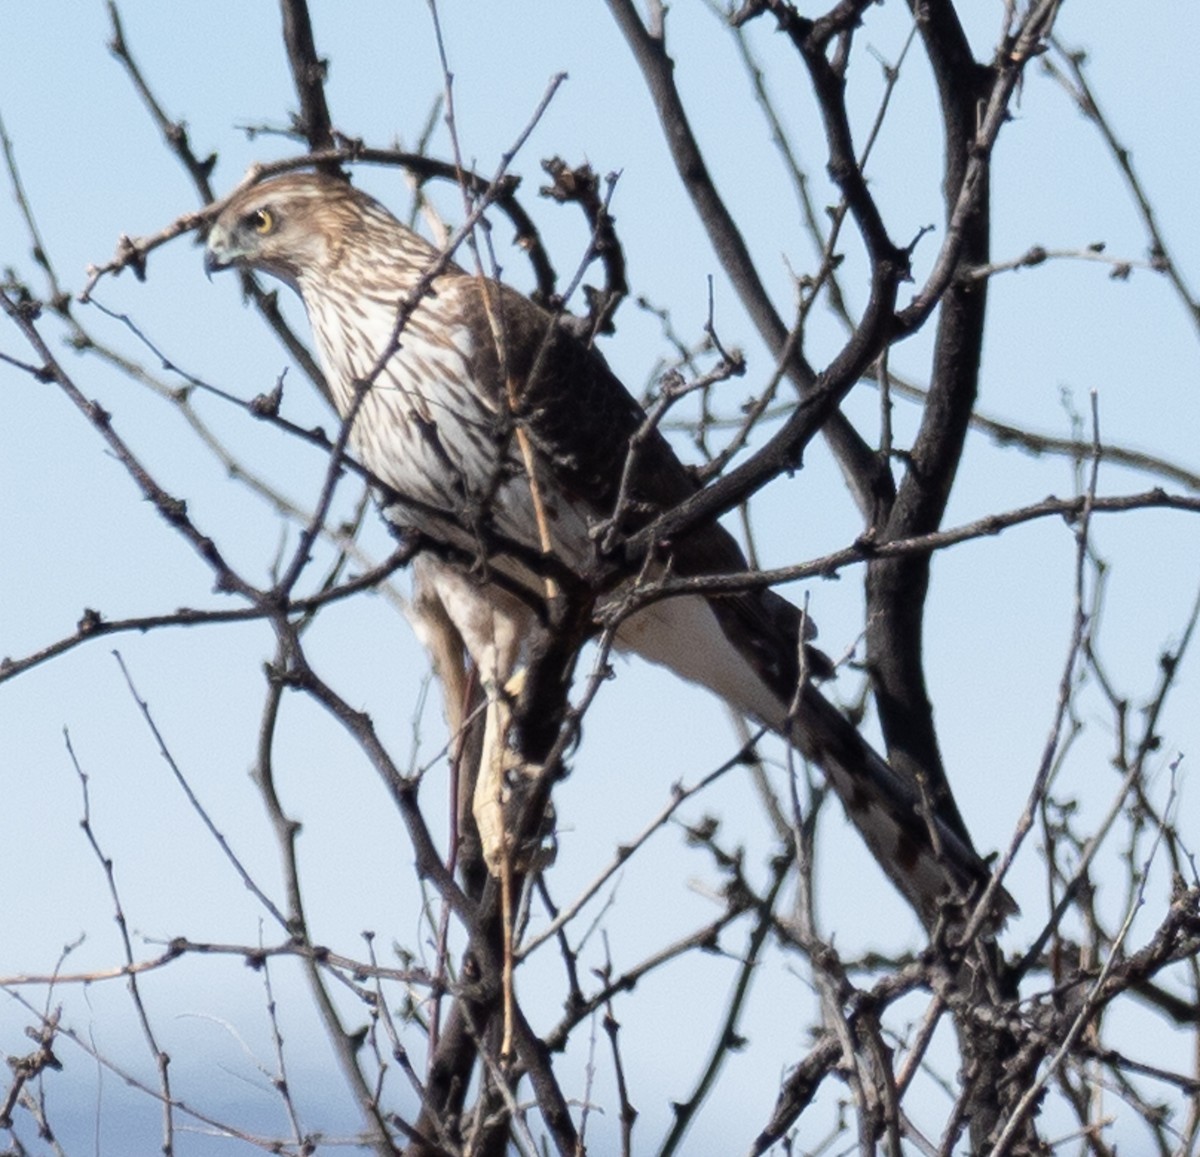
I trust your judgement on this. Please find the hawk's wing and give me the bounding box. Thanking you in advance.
[453,276,823,659]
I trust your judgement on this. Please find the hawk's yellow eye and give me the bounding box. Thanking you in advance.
[249,208,274,235]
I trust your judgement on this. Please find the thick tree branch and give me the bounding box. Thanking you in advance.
[605,0,886,516]
[279,0,337,159]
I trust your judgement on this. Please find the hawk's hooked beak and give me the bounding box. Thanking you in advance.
[203,222,236,281]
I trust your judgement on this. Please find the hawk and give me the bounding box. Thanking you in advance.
[205,170,1004,926]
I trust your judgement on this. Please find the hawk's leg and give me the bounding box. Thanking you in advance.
[410,555,547,875]
[474,667,547,876]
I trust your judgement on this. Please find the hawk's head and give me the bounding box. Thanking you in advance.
[204,171,370,290]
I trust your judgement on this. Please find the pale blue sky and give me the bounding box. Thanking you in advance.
[2,3,1199,1153]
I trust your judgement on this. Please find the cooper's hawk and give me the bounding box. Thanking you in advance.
[205,170,1005,926]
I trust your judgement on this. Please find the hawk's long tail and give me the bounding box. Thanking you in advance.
[616,590,1010,927]
[785,683,1008,926]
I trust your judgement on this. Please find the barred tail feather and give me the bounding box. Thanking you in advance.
[616,592,1011,926]
[788,685,1009,926]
